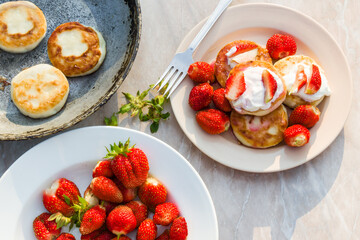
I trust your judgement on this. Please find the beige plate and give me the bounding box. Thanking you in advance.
[0,0,141,140]
[170,3,352,172]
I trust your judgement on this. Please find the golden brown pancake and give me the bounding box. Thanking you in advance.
[230,105,288,148]
[214,40,272,87]
[0,1,47,53]
[47,22,106,77]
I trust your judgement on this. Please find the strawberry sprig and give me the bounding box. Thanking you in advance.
[105,138,133,158]
[104,85,170,133]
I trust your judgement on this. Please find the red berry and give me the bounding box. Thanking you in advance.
[136,218,157,240]
[262,69,277,103]
[266,34,297,60]
[225,71,246,101]
[169,217,188,240]
[188,83,213,111]
[93,160,114,178]
[153,202,179,226]
[125,200,148,227]
[80,205,106,235]
[289,65,307,94]
[305,64,322,94]
[196,109,230,134]
[212,88,232,112]
[284,124,310,147]
[56,233,76,240]
[289,105,321,128]
[187,61,214,83]
[155,229,170,240]
[33,212,61,240]
[90,176,123,203]
[112,178,137,203]
[138,177,167,211]
[106,206,137,237]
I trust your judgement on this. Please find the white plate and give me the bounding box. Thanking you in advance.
[0,126,218,239]
[170,3,352,172]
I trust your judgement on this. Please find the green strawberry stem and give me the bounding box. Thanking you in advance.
[105,138,133,158]
[104,84,170,133]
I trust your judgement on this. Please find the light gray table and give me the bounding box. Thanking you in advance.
[1,0,358,239]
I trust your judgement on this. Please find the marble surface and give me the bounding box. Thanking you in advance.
[0,0,359,239]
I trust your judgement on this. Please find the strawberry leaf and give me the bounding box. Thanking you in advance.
[104,113,118,126]
[63,195,71,206]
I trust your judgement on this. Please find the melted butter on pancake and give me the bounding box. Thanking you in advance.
[57,29,88,57]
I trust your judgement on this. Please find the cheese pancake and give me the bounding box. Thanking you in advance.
[0,1,47,53]
[11,64,69,118]
[47,22,106,77]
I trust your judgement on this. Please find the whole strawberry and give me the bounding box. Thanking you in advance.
[187,61,215,83]
[80,205,106,235]
[196,109,230,134]
[284,124,310,147]
[93,230,116,240]
[90,176,123,203]
[113,178,137,203]
[138,177,167,211]
[106,139,149,189]
[106,205,137,237]
[153,202,179,226]
[289,105,321,128]
[43,178,81,217]
[212,88,232,112]
[266,34,297,60]
[125,200,148,227]
[33,212,61,240]
[169,217,188,240]
[156,229,170,240]
[56,233,76,240]
[188,82,213,111]
[136,218,157,240]
[93,160,114,178]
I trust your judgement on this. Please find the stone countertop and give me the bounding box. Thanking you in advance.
[0,0,359,239]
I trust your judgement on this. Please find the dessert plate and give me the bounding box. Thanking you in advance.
[0,0,141,140]
[170,3,352,172]
[0,126,218,239]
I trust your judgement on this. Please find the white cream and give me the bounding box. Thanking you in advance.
[232,67,284,112]
[283,61,331,102]
[226,47,258,69]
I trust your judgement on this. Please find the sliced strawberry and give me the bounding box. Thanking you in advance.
[169,217,188,240]
[137,218,157,240]
[289,65,307,95]
[33,212,61,240]
[284,124,310,147]
[262,70,277,103]
[227,42,258,58]
[225,71,246,101]
[305,64,322,94]
[289,105,321,128]
[80,205,106,235]
[125,200,148,227]
[90,176,123,203]
[153,202,179,226]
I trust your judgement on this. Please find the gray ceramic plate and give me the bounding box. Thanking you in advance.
[0,0,141,140]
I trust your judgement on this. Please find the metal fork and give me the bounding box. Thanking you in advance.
[154,0,233,97]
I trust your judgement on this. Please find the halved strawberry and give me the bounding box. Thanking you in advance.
[80,205,106,235]
[125,200,148,227]
[90,176,123,203]
[305,64,322,94]
[284,124,310,147]
[153,202,179,226]
[136,218,157,240]
[227,42,258,58]
[225,71,246,101]
[138,177,167,211]
[289,65,307,95]
[262,70,277,103]
[33,212,61,240]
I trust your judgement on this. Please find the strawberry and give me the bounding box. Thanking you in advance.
[106,139,149,189]
[169,217,188,240]
[93,160,114,178]
[84,185,100,208]
[225,71,246,101]
[56,233,76,240]
[138,177,167,211]
[33,212,61,240]
[81,226,105,240]
[289,105,321,128]
[187,61,215,83]
[102,201,118,215]
[262,69,277,102]
[188,83,213,111]
[212,88,232,112]
[43,178,81,217]
[80,205,107,235]
[305,64,322,94]
[112,237,131,240]
[226,42,258,58]
[266,34,297,60]
[113,178,137,203]
[153,202,179,226]
[90,176,123,203]
[94,231,116,240]
[289,65,307,94]
[156,229,170,240]
[125,200,148,227]
[196,109,230,134]
[137,218,157,240]
[106,206,137,237]
[284,124,310,147]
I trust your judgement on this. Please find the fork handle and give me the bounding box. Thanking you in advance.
[188,0,232,52]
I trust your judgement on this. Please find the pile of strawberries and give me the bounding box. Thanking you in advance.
[33,139,188,240]
[187,33,321,148]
